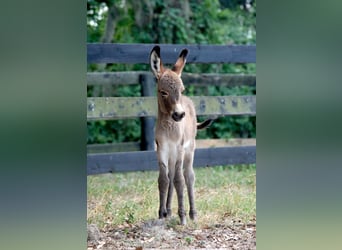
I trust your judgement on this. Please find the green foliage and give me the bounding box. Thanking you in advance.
[87,119,141,144]
[185,236,194,245]
[87,0,256,144]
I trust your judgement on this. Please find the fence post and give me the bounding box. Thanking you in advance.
[140,73,156,151]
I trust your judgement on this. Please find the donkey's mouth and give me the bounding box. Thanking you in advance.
[172,112,185,122]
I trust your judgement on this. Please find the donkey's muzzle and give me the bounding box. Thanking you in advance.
[172,111,185,122]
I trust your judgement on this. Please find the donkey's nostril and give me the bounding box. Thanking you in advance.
[172,111,185,122]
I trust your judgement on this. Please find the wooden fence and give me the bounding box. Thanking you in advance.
[87,43,256,175]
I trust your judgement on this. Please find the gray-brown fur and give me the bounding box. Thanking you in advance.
[150,46,212,225]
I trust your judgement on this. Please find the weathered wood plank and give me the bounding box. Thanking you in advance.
[87,142,141,153]
[87,71,141,85]
[86,138,256,153]
[87,71,256,87]
[196,138,256,148]
[87,44,256,64]
[87,96,256,120]
[87,146,256,175]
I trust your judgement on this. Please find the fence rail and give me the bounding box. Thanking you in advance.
[87,71,256,87]
[87,146,256,175]
[87,138,256,154]
[88,43,256,64]
[87,96,256,120]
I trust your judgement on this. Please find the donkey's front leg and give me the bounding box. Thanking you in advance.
[174,156,186,225]
[166,166,175,217]
[158,161,169,219]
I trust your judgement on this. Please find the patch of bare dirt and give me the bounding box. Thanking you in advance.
[87,218,256,250]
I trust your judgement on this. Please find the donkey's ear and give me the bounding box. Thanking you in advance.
[150,45,164,79]
[172,48,188,77]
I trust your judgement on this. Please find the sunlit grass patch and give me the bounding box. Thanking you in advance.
[87,164,255,229]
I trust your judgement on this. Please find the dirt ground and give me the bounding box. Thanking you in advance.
[87,217,256,250]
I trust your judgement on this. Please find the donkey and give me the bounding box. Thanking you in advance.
[149,46,213,225]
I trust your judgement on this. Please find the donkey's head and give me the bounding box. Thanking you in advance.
[150,45,188,122]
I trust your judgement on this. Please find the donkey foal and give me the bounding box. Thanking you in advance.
[150,46,213,225]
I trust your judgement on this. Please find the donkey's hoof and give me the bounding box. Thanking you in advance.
[167,208,172,217]
[159,209,168,218]
[180,217,187,225]
[189,210,197,221]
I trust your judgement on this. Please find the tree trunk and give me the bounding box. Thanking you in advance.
[101,3,118,43]
[98,2,119,72]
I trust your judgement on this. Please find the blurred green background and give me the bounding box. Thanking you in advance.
[87,0,256,145]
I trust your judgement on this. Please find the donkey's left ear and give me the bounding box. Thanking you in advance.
[150,45,164,79]
[172,48,188,77]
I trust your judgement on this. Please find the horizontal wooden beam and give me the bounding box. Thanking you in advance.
[87,146,256,175]
[86,138,256,153]
[87,72,141,85]
[87,142,141,154]
[87,96,256,120]
[87,71,256,87]
[87,43,256,64]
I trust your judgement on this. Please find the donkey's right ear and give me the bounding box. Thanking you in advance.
[150,45,164,79]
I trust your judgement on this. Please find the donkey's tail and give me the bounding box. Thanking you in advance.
[197,117,217,130]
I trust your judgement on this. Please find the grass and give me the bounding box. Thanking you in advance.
[87,164,255,230]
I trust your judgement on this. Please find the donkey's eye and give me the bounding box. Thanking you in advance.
[160,91,168,97]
